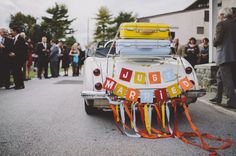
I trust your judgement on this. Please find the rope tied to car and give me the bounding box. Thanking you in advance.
[109,97,233,155]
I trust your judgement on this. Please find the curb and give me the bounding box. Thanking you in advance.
[198,98,236,118]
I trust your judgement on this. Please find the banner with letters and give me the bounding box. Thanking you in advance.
[103,67,194,102]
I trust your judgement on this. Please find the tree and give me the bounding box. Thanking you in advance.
[114,12,136,30]
[94,6,113,42]
[108,11,136,38]
[9,12,37,38]
[64,36,77,47]
[41,3,75,40]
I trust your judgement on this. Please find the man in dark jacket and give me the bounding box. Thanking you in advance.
[10,27,28,89]
[0,28,13,89]
[210,8,236,108]
[36,36,50,79]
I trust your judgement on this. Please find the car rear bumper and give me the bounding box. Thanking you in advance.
[185,89,206,98]
[81,89,206,104]
[81,91,107,99]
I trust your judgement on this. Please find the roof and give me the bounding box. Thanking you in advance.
[138,0,209,20]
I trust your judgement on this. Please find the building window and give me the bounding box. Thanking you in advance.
[197,27,204,34]
[204,10,209,22]
[170,32,175,40]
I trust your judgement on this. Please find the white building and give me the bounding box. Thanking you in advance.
[138,0,235,49]
[138,0,210,44]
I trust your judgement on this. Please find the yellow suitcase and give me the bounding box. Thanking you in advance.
[120,22,170,40]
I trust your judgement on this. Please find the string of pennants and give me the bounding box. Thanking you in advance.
[103,67,194,103]
[102,68,233,155]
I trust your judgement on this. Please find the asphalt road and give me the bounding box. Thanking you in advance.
[0,76,235,156]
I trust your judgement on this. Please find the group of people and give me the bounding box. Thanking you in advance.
[170,37,209,68]
[0,27,85,90]
[170,7,236,109]
[0,27,28,90]
[34,37,85,79]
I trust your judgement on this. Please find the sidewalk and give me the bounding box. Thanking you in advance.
[198,92,236,117]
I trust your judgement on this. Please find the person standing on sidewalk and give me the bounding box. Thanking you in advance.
[36,37,50,79]
[210,7,236,109]
[0,28,13,89]
[69,43,80,76]
[61,45,70,76]
[50,41,63,78]
[10,27,28,89]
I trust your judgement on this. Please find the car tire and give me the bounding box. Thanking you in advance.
[84,100,98,115]
[168,103,185,115]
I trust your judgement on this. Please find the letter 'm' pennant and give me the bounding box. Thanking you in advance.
[103,77,117,91]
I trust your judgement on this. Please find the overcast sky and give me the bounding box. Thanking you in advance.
[1,0,195,46]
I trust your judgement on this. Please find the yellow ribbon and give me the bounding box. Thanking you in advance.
[144,104,151,134]
[162,102,166,129]
[116,105,120,122]
[131,102,134,128]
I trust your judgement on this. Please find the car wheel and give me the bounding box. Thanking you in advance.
[191,98,197,103]
[168,103,185,115]
[84,100,98,115]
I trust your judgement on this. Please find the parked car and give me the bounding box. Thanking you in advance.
[81,22,205,115]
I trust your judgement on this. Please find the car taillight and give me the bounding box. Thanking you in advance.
[185,67,192,74]
[190,80,195,85]
[95,82,102,90]
[93,68,100,76]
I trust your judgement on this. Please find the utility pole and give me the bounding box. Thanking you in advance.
[87,18,90,45]
[209,0,218,63]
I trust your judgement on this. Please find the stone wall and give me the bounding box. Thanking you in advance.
[195,63,218,91]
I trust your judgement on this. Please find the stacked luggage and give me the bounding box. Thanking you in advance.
[116,22,171,56]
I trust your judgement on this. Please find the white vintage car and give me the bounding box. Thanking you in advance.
[81,40,206,115]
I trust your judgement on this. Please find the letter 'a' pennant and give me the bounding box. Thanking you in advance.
[114,83,127,98]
